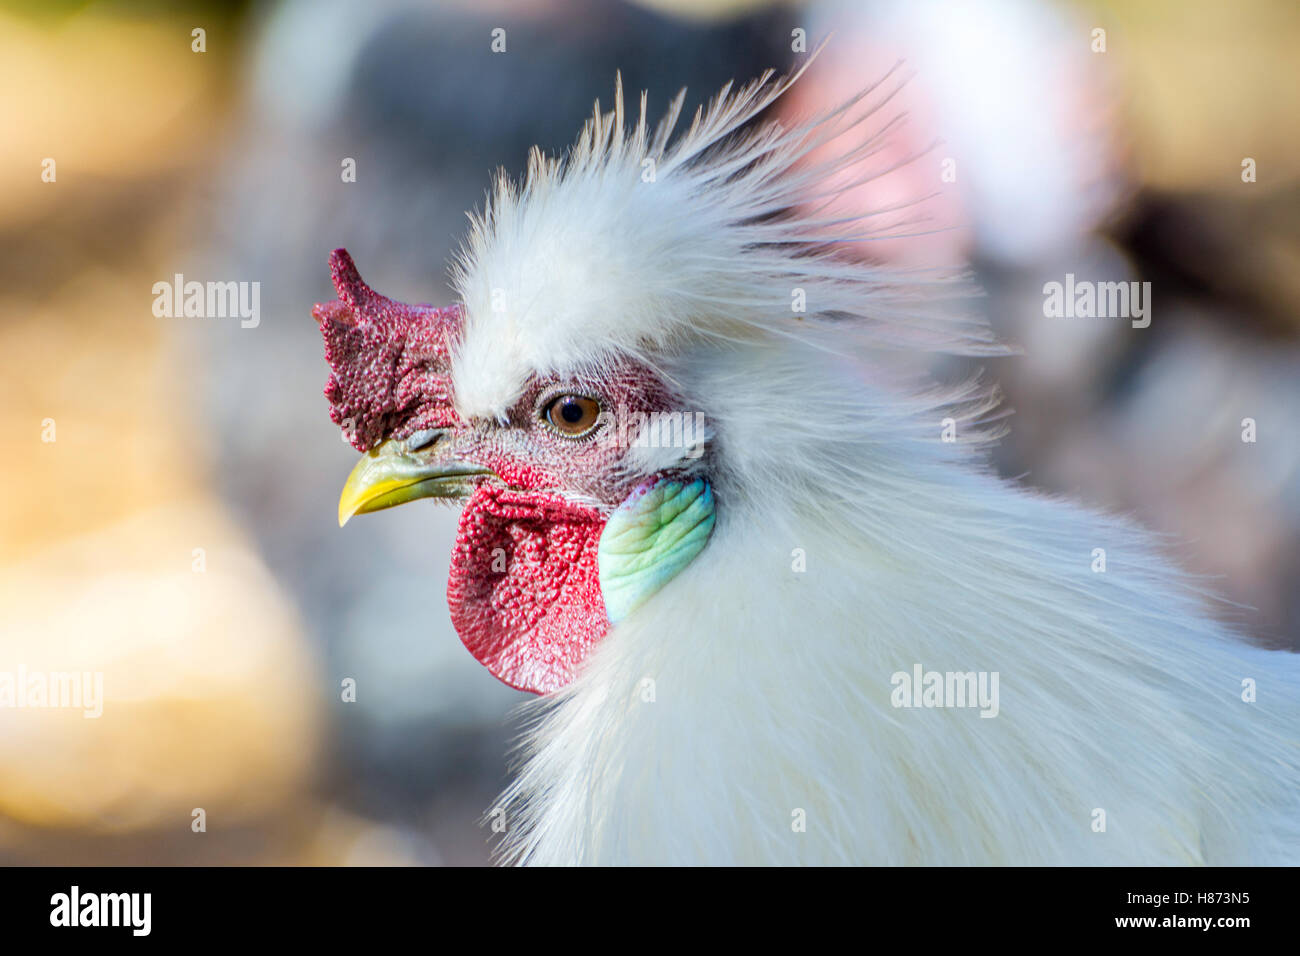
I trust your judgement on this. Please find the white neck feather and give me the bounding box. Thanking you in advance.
[495,341,1300,865]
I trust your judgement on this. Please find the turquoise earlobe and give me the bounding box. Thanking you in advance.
[597,478,716,625]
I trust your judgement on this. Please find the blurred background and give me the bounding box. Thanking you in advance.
[0,0,1296,864]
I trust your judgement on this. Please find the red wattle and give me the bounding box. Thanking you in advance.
[447,485,609,694]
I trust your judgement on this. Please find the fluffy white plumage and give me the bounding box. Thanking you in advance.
[448,64,1300,865]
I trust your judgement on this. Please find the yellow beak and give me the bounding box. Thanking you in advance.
[337,437,493,527]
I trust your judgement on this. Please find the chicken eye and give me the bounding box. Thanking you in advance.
[543,394,601,437]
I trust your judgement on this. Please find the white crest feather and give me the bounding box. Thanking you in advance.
[449,53,1001,420]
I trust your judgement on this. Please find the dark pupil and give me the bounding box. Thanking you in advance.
[560,399,585,424]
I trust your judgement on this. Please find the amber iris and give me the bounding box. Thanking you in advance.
[544,395,601,436]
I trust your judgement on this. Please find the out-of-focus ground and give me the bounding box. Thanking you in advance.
[0,0,1296,864]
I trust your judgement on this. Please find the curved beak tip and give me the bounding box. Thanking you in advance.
[335,438,492,528]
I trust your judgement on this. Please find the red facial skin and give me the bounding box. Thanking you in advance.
[315,249,684,694]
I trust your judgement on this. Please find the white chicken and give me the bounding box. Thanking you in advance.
[315,63,1300,865]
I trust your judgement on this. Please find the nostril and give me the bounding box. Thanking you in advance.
[405,428,443,452]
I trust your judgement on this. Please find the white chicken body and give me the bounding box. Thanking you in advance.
[444,67,1300,865]
[496,341,1300,865]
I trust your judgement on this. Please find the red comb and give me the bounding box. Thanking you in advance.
[313,249,462,451]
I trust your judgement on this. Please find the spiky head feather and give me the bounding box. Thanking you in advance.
[449,62,1003,422]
